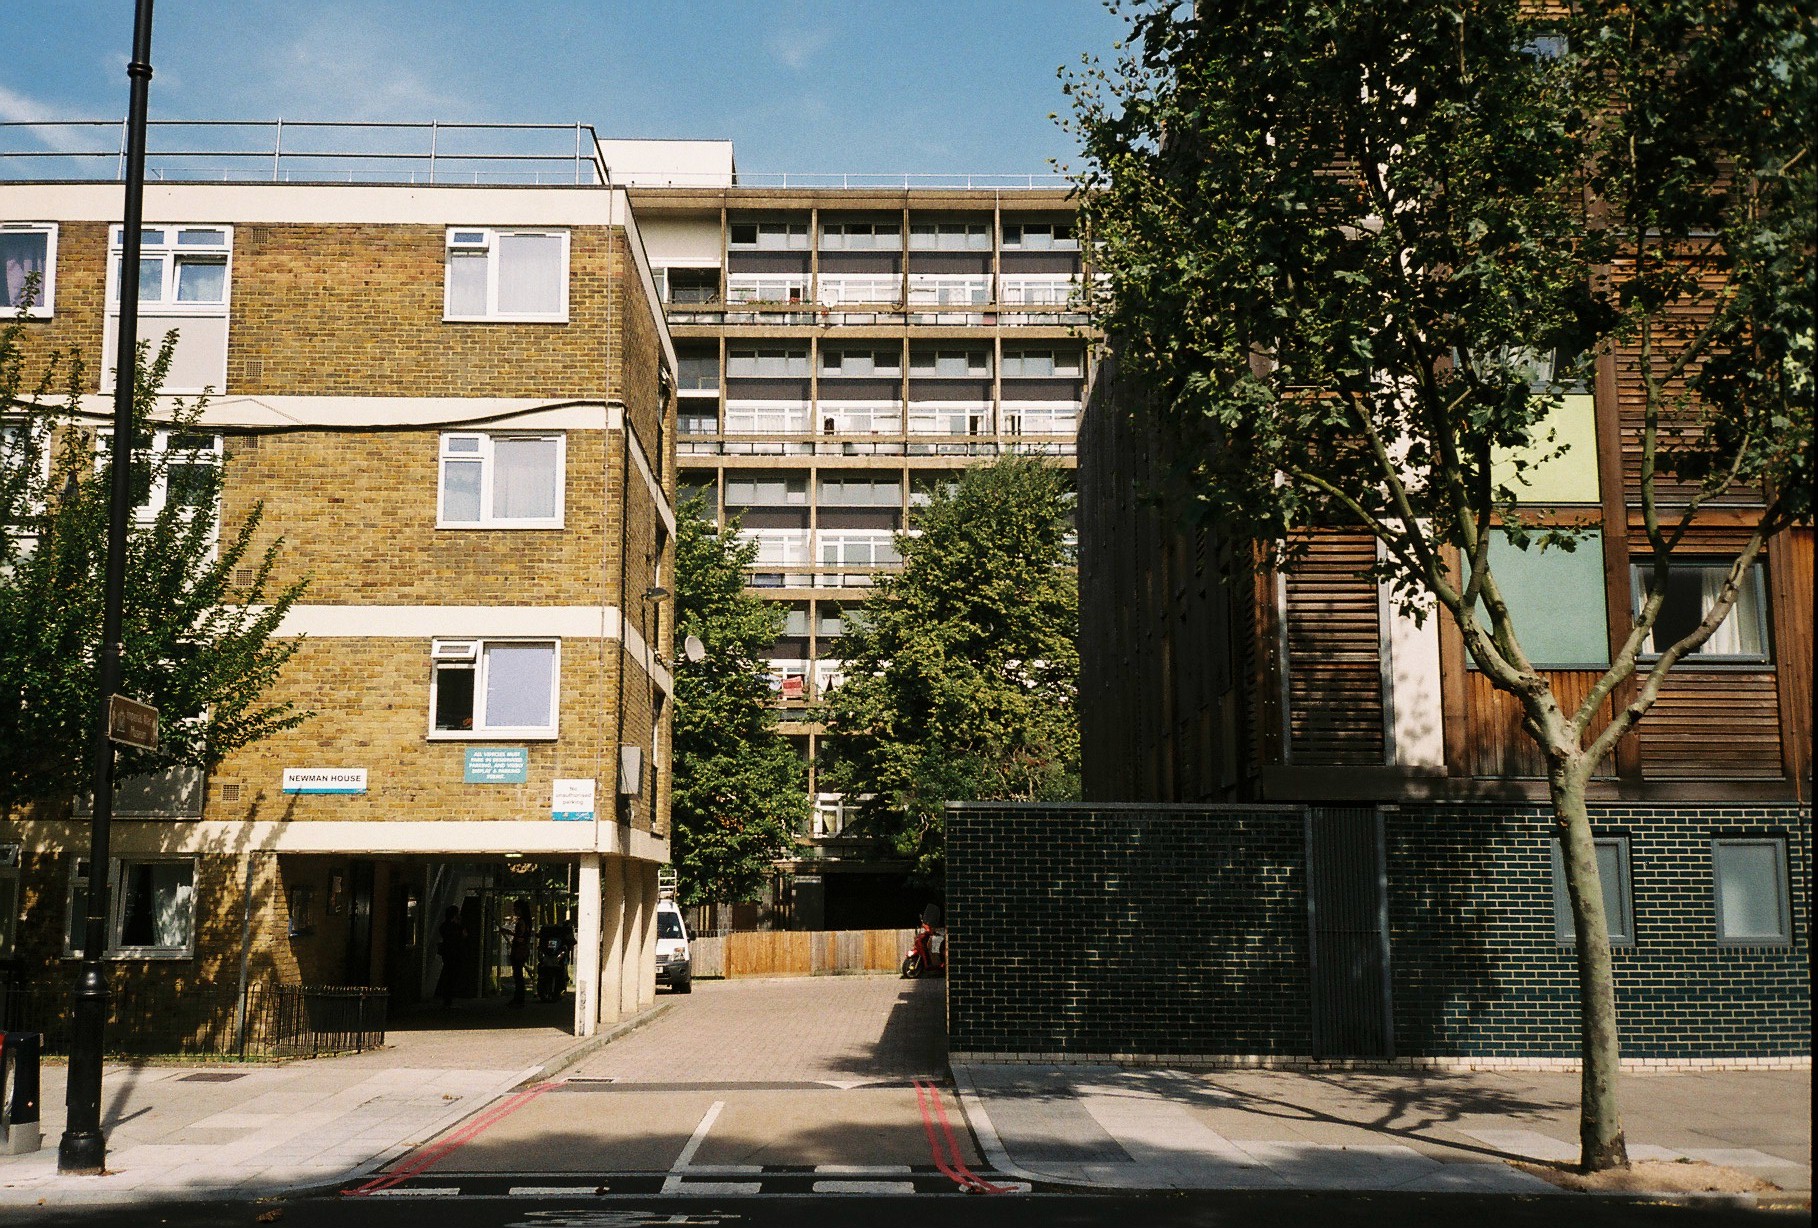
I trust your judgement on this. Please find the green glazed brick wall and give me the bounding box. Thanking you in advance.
[951,802,1810,1059]
[1389,804,1810,1058]
[948,803,1312,1056]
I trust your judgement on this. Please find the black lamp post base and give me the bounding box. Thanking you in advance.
[58,1130,106,1174]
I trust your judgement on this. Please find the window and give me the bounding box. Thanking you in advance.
[1002,347,1084,377]
[65,857,196,958]
[816,275,902,306]
[676,350,720,391]
[444,228,569,321]
[430,638,559,738]
[106,226,232,393]
[0,843,18,958]
[909,221,990,251]
[821,348,901,377]
[438,432,564,528]
[110,226,230,309]
[1002,220,1078,250]
[906,275,992,306]
[909,349,991,377]
[819,477,901,506]
[659,265,719,305]
[725,474,808,506]
[1551,836,1633,947]
[1,223,56,316]
[287,885,315,938]
[1471,531,1610,668]
[820,219,902,250]
[1635,561,1769,662]
[95,429,222,522]
[727,274,809,304]
[1000,274,1079,306]
[728,219,809,250]
[1712,838,1791,944]
[727,346,811,378]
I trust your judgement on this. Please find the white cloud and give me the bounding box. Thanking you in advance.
[0,84,103,153]
[764,28,834,71]
[248,13,481,122]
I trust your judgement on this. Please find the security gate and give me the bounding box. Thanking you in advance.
[1305,807,1393,1058]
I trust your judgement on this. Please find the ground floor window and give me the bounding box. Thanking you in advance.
[1712,838,1792,945]
[64,857,197,958]
[1550,836,1633,947]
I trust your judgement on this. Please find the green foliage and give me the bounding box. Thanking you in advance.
[671,496,808,906]
[0,324,310,810]
[819,455,1080,882]
[1070,0,1813,1170]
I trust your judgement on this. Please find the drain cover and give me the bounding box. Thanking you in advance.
[179,1072,248,1082]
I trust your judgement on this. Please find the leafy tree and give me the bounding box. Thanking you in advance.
[1,324,310,810]
[819,455,1080,882]
[1070,0,1813,1170]
[671,495,808,907]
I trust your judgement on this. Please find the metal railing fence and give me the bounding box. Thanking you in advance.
[0,980,387,1060]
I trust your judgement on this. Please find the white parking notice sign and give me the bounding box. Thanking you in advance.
[552,777,596,821]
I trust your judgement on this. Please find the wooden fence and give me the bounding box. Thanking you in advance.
[689,929,916,979]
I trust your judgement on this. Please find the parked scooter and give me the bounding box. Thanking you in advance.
[901,907,947,978]
[535,915,576,1002]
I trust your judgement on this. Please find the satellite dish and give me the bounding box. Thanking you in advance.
[683,634,706,664]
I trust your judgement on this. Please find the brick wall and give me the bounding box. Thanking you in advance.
[950,802,1810,1060]
[947,803,1312,1057]
[1389,803,1811,1058]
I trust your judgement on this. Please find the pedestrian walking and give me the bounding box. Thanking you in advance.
[502,899,532,1008]
[434,906,466,1008]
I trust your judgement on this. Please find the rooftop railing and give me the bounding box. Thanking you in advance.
[0,120,1072,191]
[0,119,608,185]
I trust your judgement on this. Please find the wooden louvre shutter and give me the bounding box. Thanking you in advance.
[1284,534,1384,765]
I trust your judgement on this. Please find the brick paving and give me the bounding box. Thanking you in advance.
[572,973,948,1084]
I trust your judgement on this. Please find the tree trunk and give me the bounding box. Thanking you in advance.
[1551,765,1631,1171]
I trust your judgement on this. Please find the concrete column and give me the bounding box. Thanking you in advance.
[599,854,627,1024]
[573,854,603,1037]
[618,859,644,1019]
[638,862,659,1008]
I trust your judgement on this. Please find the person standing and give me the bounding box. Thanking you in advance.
[502,899,532,1008]
[434,906,466,1008]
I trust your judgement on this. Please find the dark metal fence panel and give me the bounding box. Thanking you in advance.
[1306,806,1393,1058]
[0,982,386,1060]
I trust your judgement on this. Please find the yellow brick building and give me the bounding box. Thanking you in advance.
[0,165,678,1037]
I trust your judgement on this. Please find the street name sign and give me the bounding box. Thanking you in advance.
[106,695,159,751]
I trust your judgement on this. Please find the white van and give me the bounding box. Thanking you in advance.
[655,900,692,994]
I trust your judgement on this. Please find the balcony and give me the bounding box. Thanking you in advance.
[817,275,903,307]
[818,530,900,568]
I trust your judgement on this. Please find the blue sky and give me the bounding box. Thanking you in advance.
[1,1,1128,175]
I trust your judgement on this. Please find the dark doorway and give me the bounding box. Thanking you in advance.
[344,860,376,985]
[1306,807,1393,1058]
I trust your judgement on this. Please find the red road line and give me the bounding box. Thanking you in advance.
[926,1079,1014,1194]
[346,1081,559,1196]
[913,1078,972,1192]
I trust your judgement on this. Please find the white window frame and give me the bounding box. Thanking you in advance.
[94,427,224,524]
[1,222,57,318]
[443,227,571,323]
[1001,220,1079,251]
[437,431,567,530]
[107,225,232,314]
[428,637,561,740]
[724,401,811,435]
[64,856,198,960]
[1711,837,1793,946]
[727,274,810,305]
[816,275,903,306]
[1000,274,1081,306]
[1551,836,1634,948]
[906,274,992,306]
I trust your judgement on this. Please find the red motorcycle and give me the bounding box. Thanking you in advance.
[901,920,947,978]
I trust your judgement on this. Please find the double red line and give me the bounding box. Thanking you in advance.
[345,1080,560,1196]
[913,1077,1013,1194]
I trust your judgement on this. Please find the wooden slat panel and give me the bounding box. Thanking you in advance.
[1771,528,1813,787]
[705,929,914,978]
[1285,535,1384,765]
[1638,671,1784,779]
[1464,670,1617,779]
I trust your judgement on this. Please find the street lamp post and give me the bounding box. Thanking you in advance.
[59,0,156,1176]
